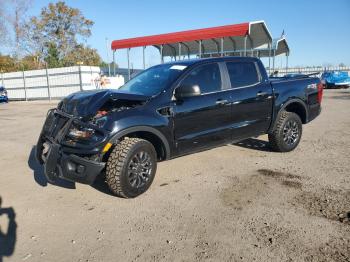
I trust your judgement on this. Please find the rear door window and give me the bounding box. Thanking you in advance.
[226,62,259,88]
[181,63,222,94]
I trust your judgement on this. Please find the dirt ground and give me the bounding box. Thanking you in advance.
[0,89,349,262]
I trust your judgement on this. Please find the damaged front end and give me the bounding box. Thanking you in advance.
[36,89,149,184]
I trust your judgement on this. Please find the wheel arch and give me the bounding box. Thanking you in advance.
[282,99,308,124]
[269,98,308,133]
[109,126,171,160]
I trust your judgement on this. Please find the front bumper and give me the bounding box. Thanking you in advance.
[36,109,108,184]
[37,141,105,184]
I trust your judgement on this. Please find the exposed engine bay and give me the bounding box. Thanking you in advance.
[91,99,145,123]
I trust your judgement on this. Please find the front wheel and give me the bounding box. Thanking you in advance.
[106,138,157,198]
[268,111,302,152]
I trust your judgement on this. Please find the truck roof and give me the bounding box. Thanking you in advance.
[162,56,261,67]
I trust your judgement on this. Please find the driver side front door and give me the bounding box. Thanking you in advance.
[173,63,232,155]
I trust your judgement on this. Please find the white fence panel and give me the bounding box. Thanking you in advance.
[1,66,101,100]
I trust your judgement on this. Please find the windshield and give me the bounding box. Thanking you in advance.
[119,64,187,96]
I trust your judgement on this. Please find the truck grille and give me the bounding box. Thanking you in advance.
[42,110,71,141]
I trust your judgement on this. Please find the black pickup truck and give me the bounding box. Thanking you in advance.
[36,57,322,198]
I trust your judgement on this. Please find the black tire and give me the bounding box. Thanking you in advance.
[106,138,157,198]
[268,111,302,152]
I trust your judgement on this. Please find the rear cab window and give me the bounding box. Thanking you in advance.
[226,62,260,88]
[181,63,222,94]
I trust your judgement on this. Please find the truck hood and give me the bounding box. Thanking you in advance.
[59,89,150,119]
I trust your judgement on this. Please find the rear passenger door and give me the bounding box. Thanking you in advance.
[225,61,273,140]
[173,63,232,154]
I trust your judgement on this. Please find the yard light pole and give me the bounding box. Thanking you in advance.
[105,38,111,76]
[112,50,116,76]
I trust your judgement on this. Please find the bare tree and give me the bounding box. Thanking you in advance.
[5,0,32,58]
[0,0,9,45]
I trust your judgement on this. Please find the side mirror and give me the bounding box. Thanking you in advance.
[174,84,201,99]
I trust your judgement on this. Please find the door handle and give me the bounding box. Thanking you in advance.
[256,91,268,97]
[216,99,229,105]
[157,106,173,116]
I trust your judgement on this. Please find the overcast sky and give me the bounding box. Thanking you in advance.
[6,0,350,68]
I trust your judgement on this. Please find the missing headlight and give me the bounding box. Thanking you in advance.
[68,126,95,140]
[67,122,104,143]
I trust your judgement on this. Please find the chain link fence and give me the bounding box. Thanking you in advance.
[272,66,350,77]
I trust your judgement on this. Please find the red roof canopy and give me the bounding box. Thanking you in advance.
[111,22,249,50]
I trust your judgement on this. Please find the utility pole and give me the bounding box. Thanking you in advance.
[105,37,111,76]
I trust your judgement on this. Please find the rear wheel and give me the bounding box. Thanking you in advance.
[106,138,157,198]
[268,111,302,152]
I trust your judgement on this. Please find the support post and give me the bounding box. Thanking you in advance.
[22,70,27,101]
[160,45,164,63]
[229,37,236,55]
[268,43,271,75]
[244,35,247,56]
[182,42,190,59]
[127,48,131,80]
[220,38,224,56]
[45,63,51,101]
[286,53,289,73]
[272,50,276,74]
[178,43,182,60]
[143,46,146,69]
[78,65,83,91]
[112,50,116,76]
[199,40,202,58]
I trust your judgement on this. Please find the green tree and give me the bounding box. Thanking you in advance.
[63,44,102,66]
[44,42,62,68]
[23,1,94,59]
[23,1,94,66]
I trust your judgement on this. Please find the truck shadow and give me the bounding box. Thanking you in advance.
[91,174,119,197]
[328,95,350,100]
[234,138,272,152]
[28,146,76,189]
[28,146,118,197]
[0,197,17,262]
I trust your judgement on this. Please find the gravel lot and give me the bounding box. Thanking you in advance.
[0,89,349,262]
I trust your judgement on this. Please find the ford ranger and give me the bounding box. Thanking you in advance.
[36,57,323,198]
